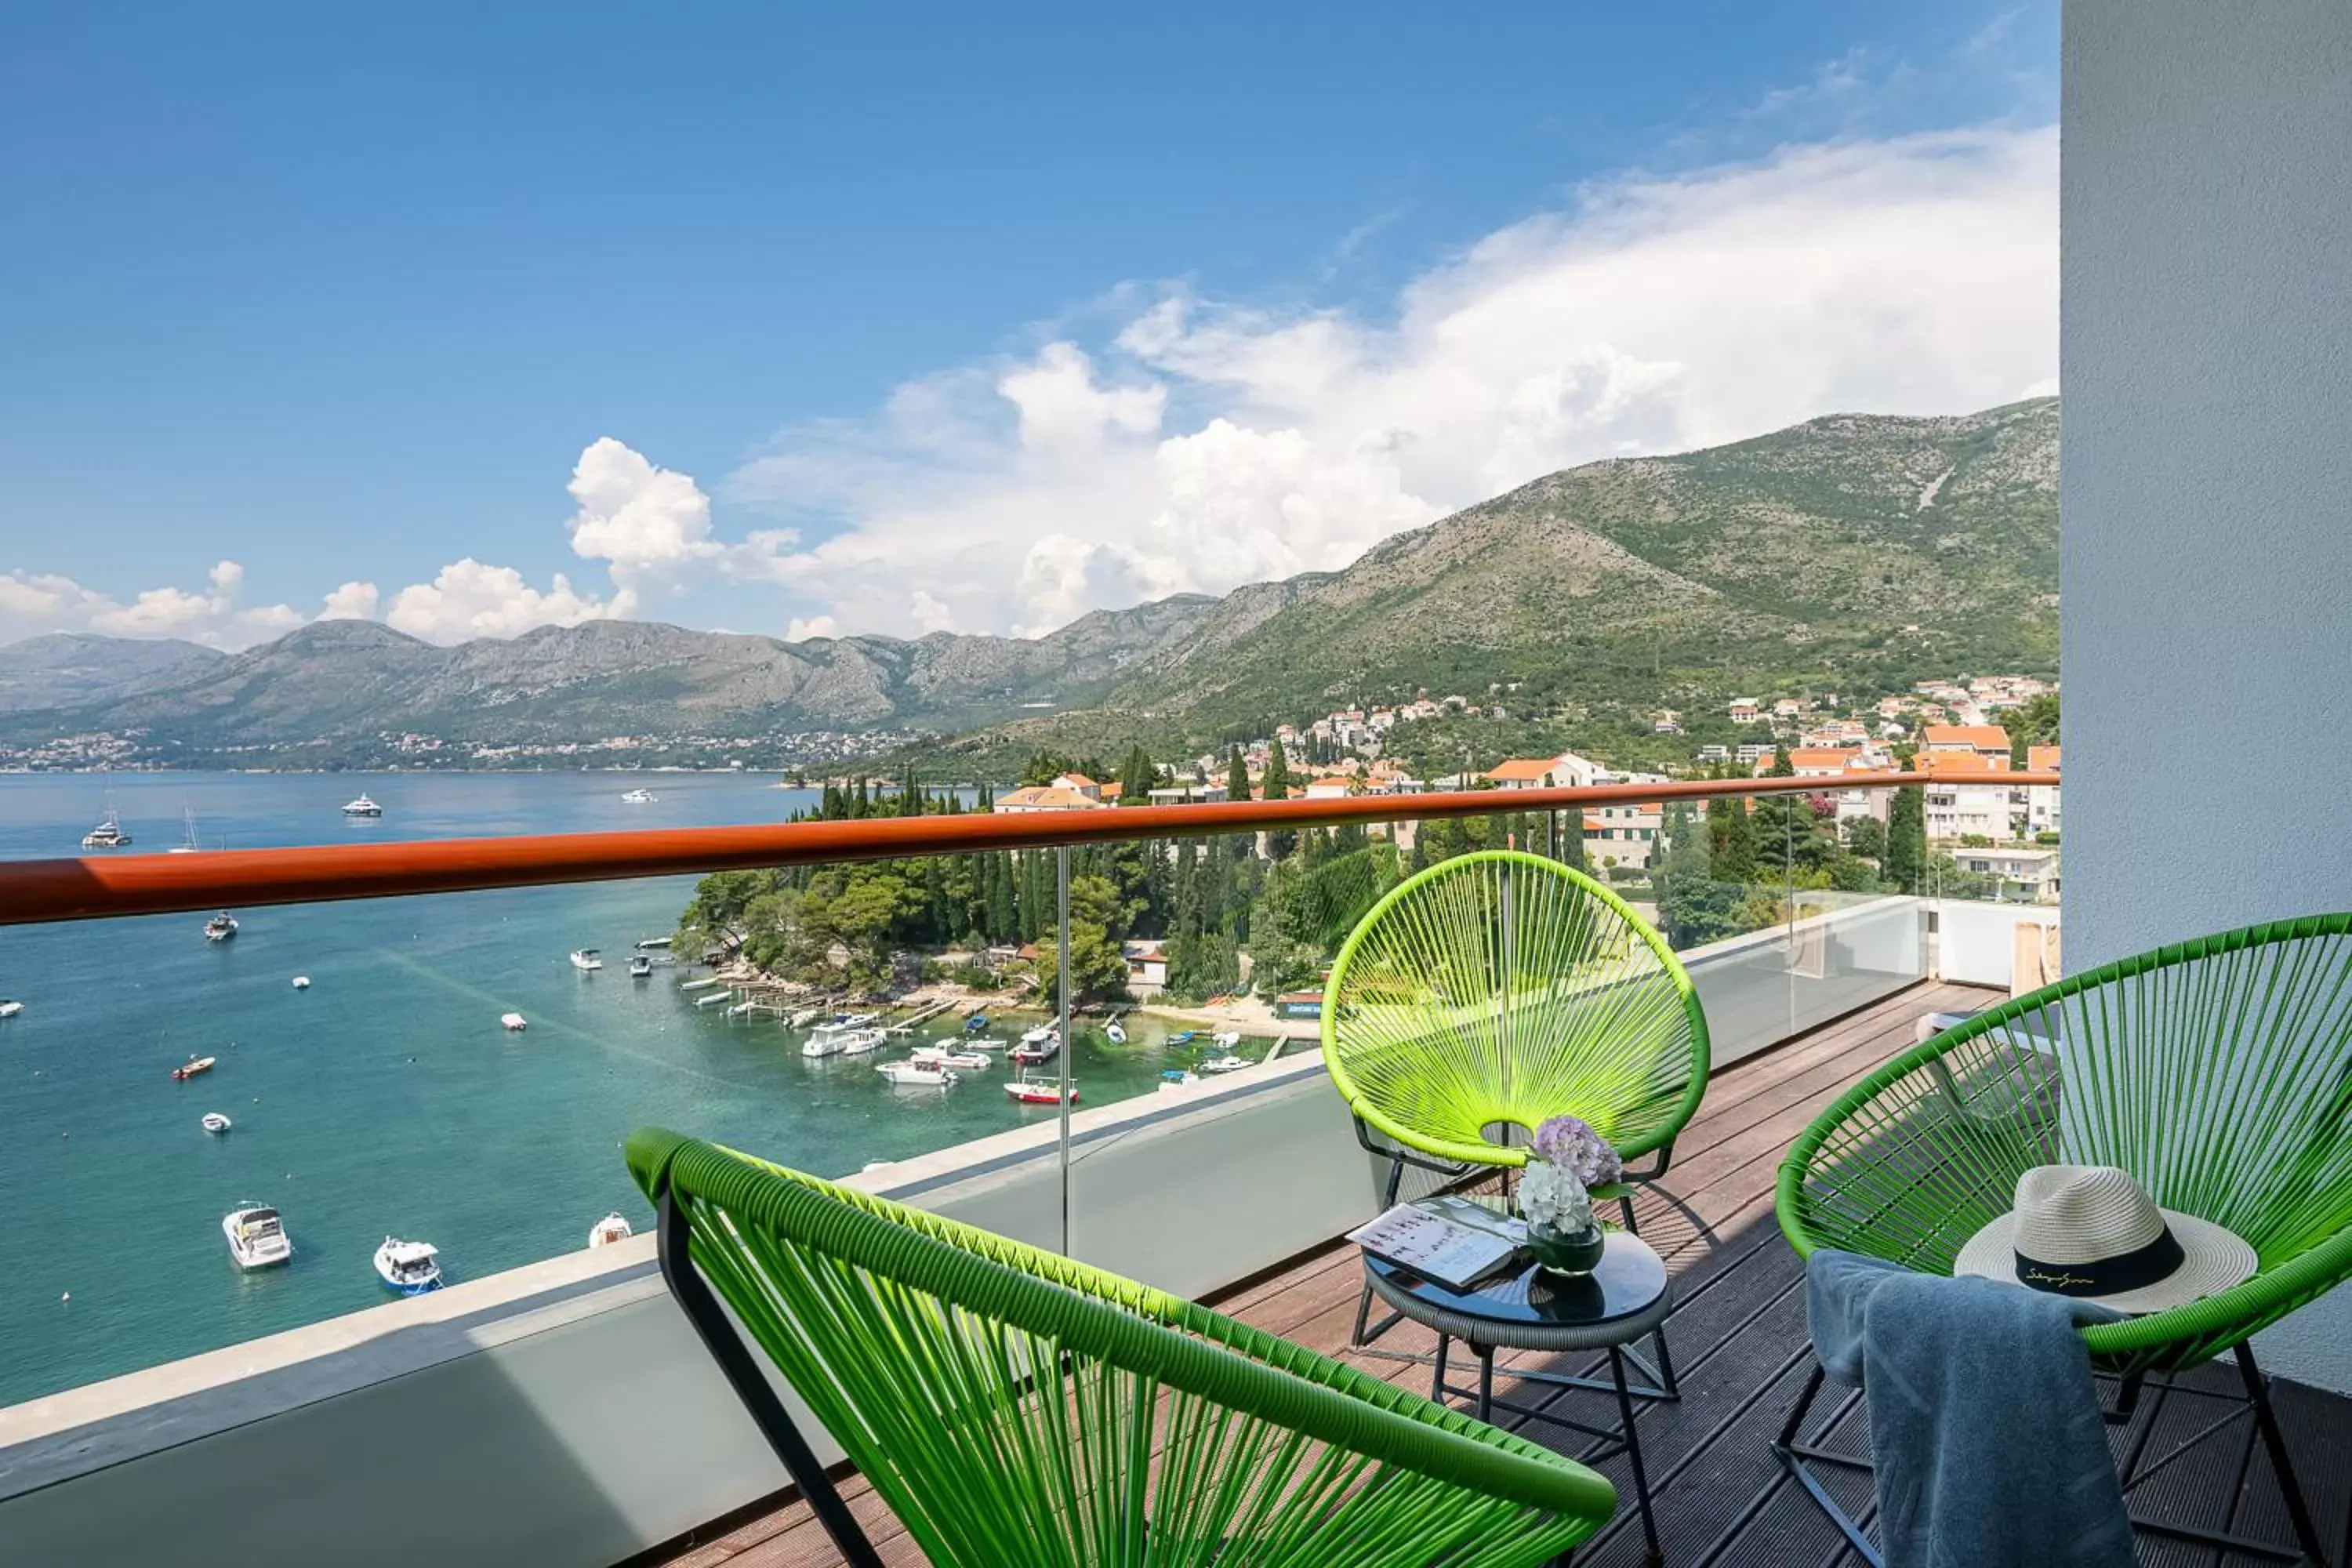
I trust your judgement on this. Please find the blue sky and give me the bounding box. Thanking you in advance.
[0,3,2056,648]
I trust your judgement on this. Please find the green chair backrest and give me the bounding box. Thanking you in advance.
[627,1127,1613,1568]
[1778,913,2352,1373]
[1323,849,1710,1169]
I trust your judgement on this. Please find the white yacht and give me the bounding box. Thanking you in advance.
[374,1236,444,1294]
[0,1000,21,1019]
[222,1205,292,1270]
[801,1022,887,1058]
[81,809,131,849]
[911,1044,991,1071]
[876,1056,957,1088]
[620,788,658,804]
[587,1213,634,1248]
[203,912,239,942]
[568,949,603,972]
[201,1112,233,1134]
[341,793,383,817]
[500,1011,528,1031]
[629,954,653,978]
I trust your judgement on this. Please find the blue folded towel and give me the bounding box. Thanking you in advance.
[1806,1249,2131,1568]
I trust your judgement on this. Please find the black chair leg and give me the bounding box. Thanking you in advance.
[2237,1342,2330,1566]
[657,1188,887,1568]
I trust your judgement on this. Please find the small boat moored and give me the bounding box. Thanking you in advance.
[223,1204,292,1269]
[172,1055,217,1080]
[911,1044,991,1071]
[1211,1030,1242,1049]
[501,1012,528,1032]
[587,1213,634,1248]
[568,949,604,972]
[201,1112,233,1134]
[634,935,673,950]
[877,1056,957,1088]
[291,976,311,990]
[375,1236,445,1294]
[1104,1014,1127,1044]
[1010,1025,1061,1066]
[964,1011,991,1033]
[802,1022,886,1058]
[203,912,239,942]
[1199,1054,1250,1075]
[629,954,653,978]
[342,793,383,817]
[1164,1030,1198,1047]
[619,788,658,803]
[1005,1074,1077,1105]
[0,1000,20,1019]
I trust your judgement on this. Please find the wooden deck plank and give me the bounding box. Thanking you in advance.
[649,979,2352,1568]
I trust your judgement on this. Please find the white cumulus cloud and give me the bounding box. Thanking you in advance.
[728,123,2057,638]
[319,580,382,622]
[383,559,631,643]
[0,560,306,649]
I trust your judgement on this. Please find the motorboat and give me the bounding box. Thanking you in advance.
[963,1036,1011,1051]
[203,912,239,942]
[1005,1074,1077,1105]
[172,1055,216,1080]
[1158,1069,1200,1091]
[1010,1028,1061,1067]
[911,1044,991,1071]
[964,1011,990,1033]
[342,793,383,817]
[201,1112,233,1134]
[619,788,658,803]
[1200,1054,1250,1075]
[374,1236,444,1294]
[291,976,311,990]
[1212,1030,1242,1049]
[222,1205,292,1269]
[837,1012,879,1029]
[568,949,604,971]
[877,1057,957,1088]
[635,935,673,950]
[1164,1030,1198,1046]
[81,809,131,848]
[629,954,653,978]
[695,991,735,1008]
[1104,1016,1127,1044]
[587,1213,634,1248]
[501,1012,528,1031]
[0,1000,20,1019]
[802,1022,887,1058]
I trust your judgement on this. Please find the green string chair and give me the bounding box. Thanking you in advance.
[1322,851,1711,1371]
[1775,914,2352,1566]
[627,1127,1615,1568]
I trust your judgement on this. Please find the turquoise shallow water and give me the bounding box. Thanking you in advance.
[0,772,1198,1406]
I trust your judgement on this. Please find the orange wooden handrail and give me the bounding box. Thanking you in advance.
[0,771,2058,926]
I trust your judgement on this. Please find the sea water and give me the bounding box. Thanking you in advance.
[0,771,1188,1406]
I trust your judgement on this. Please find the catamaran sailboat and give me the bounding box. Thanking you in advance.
[374,1236,444,1294]
[81,808,131,848]
[223,1204,292,1269]
[341,793,383,817]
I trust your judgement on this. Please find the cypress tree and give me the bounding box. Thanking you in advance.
[1886,786,1927,894]
[1261,746,1296,860]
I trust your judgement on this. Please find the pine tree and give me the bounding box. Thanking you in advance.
[1225,746,1250,804]
[1117,745,1156,805]
[1261,746,1296,860]
[1886,786,1927,894]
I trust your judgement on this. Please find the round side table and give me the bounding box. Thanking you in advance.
[1366,1229,1674,1565]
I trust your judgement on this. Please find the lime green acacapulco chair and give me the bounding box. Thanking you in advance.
[1323,850,1711,1382]
[1775,914,2352,1566]
[627,1127,1614,1568]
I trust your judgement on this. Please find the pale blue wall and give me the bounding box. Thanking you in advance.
[2064,0,2352,1388]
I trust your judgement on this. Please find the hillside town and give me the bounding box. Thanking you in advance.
[989,673,2061,905]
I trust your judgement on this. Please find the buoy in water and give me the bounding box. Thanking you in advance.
[61,1292,71,1304]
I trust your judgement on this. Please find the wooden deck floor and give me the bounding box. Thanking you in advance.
[648,980,2352,1568]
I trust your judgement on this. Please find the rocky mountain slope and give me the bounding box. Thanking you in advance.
[1,399,2056,759]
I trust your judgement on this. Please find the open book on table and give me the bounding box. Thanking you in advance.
[1348,1196,1528,1290]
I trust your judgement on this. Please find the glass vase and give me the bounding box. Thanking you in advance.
[1525,1217,1607,1276]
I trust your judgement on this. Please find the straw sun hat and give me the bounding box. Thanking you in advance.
[1953,1164,2258,1314]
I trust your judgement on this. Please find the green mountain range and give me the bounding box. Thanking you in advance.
[0,398,2055,772]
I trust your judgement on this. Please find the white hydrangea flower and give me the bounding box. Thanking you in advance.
[1519,1157,1597,1234]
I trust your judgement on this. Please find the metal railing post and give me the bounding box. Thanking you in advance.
[1057,843,1073,1256]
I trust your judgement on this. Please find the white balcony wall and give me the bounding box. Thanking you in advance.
[2066,0,2352,1388]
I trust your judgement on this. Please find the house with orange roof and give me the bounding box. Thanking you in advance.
[1483,751,1602,791]
[1920,750,2022,840]
[1920,724,2013,764]
[1051,771,1103,802]
[993,785,1109,814]
[1584,800,1661,871]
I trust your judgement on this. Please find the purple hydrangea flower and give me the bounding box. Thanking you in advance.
[1533,1114,1624,1186]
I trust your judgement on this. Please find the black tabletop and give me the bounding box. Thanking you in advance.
[1365,1227,1668,1330]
